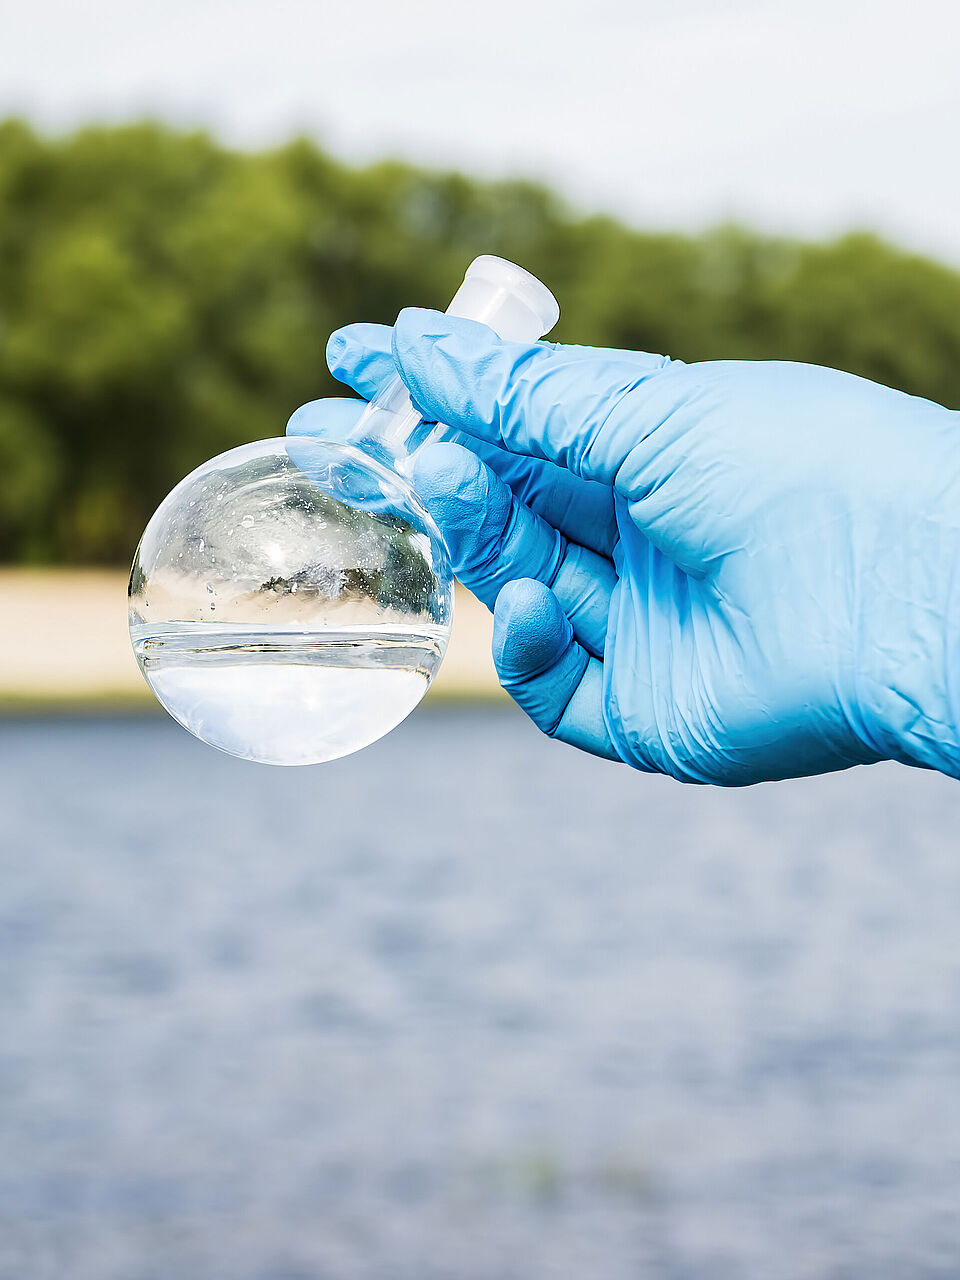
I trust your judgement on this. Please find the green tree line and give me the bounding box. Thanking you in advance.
[2,118,960,564]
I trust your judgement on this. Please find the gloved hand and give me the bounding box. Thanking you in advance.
[288,310,960,785]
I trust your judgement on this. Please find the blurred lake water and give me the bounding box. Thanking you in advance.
[1,709,959,1279]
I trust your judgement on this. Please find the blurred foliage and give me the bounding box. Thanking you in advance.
[2,118,960,563]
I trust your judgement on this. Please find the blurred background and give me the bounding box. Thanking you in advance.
[2,0,960,1275]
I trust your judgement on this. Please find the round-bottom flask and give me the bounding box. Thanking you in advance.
[128,256,559,764]
[129,437,452,764]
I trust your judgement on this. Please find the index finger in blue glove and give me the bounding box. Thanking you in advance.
[325,322,619,557]
[391,308,671,486]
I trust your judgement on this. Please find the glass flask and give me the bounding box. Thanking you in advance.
[129,257,560,765]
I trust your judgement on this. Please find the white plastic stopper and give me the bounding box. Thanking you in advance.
[446,255,560,342]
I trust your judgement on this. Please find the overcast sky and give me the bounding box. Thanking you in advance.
[3,0,960,263]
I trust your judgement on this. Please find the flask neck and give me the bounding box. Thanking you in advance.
[342,256,559,473]
[344,374,435,476]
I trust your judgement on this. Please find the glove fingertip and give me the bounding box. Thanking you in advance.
[326,322,396,394]
[325,329,351,376]
[285,399,325,435]
[285,397,365,440]
[493,579,572,683]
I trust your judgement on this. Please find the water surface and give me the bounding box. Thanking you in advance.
[1,711,958,1278]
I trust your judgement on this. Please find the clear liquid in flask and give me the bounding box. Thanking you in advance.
[132,620,446,765]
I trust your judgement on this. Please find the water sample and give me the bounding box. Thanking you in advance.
[129,437,453,765]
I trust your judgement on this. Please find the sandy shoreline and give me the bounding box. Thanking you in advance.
[0,570,504,709]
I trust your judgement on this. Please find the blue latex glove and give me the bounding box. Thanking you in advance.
[288,311,960,785]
